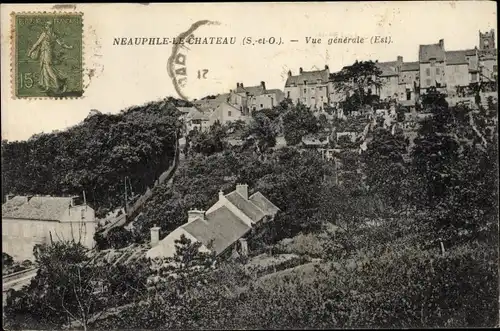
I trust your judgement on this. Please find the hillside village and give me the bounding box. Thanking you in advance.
[1,29,499,330]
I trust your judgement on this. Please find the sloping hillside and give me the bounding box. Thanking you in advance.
[1,98,185,218]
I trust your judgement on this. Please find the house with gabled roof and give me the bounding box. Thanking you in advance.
[146,184,279,259]
[419,39,448,94]
[284,66,330,111]
[2,195,97,261]
[184,107,210,132]
[229,82,285,115]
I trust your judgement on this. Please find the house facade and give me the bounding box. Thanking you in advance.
[185,107,210,132]
[2,195,97,261]
[284,66,330,111]
[146,184,279,259]
[229,82,285,115]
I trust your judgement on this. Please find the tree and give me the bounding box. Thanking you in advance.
[5,241,111,331]
[243,112,278,154]
[362,127,409,209]
[282,104,320,145]
[331,60,383,114]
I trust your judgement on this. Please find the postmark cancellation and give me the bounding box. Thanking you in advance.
[10,12,84,99]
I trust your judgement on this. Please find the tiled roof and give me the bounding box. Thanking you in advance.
[445,50,468,65]
[182,206,251,255]
[376,61,399,77]
[225,191,266,223]
[2,196,73,221]
[236,85,265,96]
[264,89,284,96]
[186,108,209,121]
[176,106,197,114]
[419,43,445,62]
[285,69,329,87]
[401,61,419,71]
[193,94,230,112]
[249,192,280,216]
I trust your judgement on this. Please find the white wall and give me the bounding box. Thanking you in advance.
[2,216,97,262]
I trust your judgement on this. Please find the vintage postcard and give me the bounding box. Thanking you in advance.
[1,2,498,330]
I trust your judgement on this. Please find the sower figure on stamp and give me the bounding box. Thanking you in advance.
[27,20,73,93]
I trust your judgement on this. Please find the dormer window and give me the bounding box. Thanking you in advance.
[304,80,307,85]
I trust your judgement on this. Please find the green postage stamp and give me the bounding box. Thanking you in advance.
[11,12,84,98]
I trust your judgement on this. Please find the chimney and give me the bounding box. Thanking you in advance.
[299,67,303,74]
[219,189,225,201]
[261,81,266,90]
[188,209,205,223]
[241,82,244,88]
[239,238,248,257]
[288,70,292,77]
[237,82,240,88]
[5,194,14,202]
[438,39,444,49]
[150,225,160,247]
[397,56,403,63]
[236,183,248,200]
[325,65,329,70]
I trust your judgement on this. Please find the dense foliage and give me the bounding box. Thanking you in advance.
[1,99,182,217]
[3,88,498,329]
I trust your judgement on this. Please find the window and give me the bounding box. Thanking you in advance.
[260,104,263,108]
[436,68,440,75]
[494,65,498,72]
[406,91,411,100]
[471,73,478,81]
[426,68,431,76]
[304,88,307,93]
[228,111,232,117]
[287,91,290,98]
[304,81,307,85]
[318,86,323,91]
[321,96,324,100]
[426,78,431,86]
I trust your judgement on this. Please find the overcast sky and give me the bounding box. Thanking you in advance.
[1,2,497,141]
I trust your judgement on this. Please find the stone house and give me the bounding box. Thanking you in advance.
[209,101,247,126]
[230,82,285,115]
[146,184,280,259]
[185,108,210,132]
[2,195,97,261]
[419,39,447,94]
[285,66,330,111]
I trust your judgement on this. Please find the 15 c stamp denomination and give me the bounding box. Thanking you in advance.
[11,12,84,98]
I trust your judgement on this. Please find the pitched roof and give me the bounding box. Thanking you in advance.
[419,43,445,62]
[264,89,284,96]
[193,94,230,112]
[225,191,266,223]
[401,61,419,71]
[182,206,251,255]
[445,50,468,65]
[236,85,265,96]
[2,196,73,221]
[186,108,209,121]
[285,69,329,87]
[176,106,197,114]
[376,61,399,77]
[249,192,280,216]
